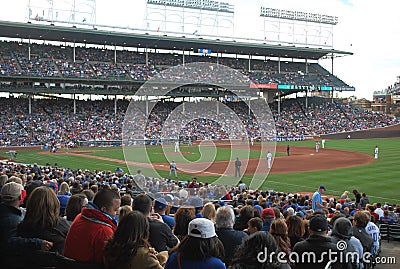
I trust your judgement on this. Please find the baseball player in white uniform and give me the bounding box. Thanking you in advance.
[315,141,320,153]
[374,146,379,159]
[266,151,272,169]
[174,140,180,152]
[169,160,177,178]
[321,139,326,149]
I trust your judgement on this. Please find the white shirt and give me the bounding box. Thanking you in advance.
[375,207,384,218]
[365,221,380,253]
[267,152,272,160]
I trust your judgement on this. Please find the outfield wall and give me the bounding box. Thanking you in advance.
[321,124,400,139]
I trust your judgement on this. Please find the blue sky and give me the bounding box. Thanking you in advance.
[1,0,399,99]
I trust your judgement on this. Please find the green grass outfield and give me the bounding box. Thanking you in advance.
[11,138,400,203]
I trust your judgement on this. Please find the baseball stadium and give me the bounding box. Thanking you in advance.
[0,0,399,268]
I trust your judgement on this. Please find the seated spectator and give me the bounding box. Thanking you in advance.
[292,214,351,269]
[352,211,374,255]
[261,207,276,232]
[233,205,254,231]
[82,189,95,202]
[285,215,305,249]
[154,197,175,229]
[359,192,370,209]
[165,218,225,269]
[244,217,263,234]
[65,193,88,223]
[388,206,398,222]
[132,194,179,252]
[230,231,291,269]
[0,182,53,268]
[103,211,168,269]
[366,205,379,224]
[374,203,384,219]
[57,182,72,216]
[364,211,380,254]
[201,202,217,223]
[120,194,132,207]
[173,206,196,241]
[64,188,120,264]
[18,186,70,253]
[186,196,204,218]
[379,210,396,224]
[215,206,248,265]
[331,217,362,268]
[270,218,291,255]
[118,205,132,224]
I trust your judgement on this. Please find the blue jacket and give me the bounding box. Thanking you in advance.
[0,202,42,267]
[165,252,226,269]
[216,227,248,265]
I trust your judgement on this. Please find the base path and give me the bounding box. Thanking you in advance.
[169,145,374,176]
[37,145,374,177]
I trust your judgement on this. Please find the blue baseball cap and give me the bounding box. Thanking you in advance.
[154,197,167,210]
[319,186,326,190]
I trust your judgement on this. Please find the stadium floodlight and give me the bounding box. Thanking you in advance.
[147,0,234,13]
[260,7,338,25]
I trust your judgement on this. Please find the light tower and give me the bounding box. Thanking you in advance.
[27,0,97,26]
[260,7,338,47]
[144,0,234,37]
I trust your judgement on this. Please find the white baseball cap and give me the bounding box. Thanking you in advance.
[188,218,217,239]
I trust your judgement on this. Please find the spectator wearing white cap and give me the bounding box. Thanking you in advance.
[165,218,226,269]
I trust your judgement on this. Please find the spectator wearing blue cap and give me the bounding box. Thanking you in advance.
[154,197,175,229]
[312,186,326,211]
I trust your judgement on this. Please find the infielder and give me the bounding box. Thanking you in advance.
[315,141,320,153]
[174,140,180,152]
[321,139,326,149]
[374,145,379,159]
[169,160,177,178]
[266,151,272,169]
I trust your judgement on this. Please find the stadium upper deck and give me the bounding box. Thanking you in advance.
[0,20,354,95]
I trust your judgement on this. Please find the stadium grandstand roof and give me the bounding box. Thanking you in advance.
[0,20,352,60]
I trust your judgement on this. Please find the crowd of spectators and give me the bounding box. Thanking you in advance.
[0,161,399,268]
[0,96,398,147]
[0,40,348,87]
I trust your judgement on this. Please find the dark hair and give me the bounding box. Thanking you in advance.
[19,186,60,230]
[239,205,254,220]
[270,218,291,253]
[121,194,132,207]
[132,194,152,215]
[353,211,369,228]
[81,189,95,201]
[103,211,150,268]
[65,194,87,222]
[230,231,282,269]
[90,184,98,194]
[248,217,263,231]
[329,212,346,226]
[286,215,305,238]
[93,188,120,209]
[174,206,196,238]
[174,235,224,261]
